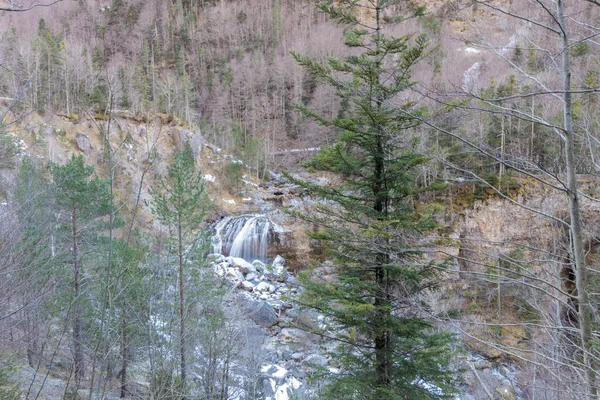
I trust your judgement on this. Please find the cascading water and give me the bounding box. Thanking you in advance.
[212,214,274,262]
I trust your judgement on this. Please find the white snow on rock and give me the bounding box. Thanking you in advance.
[203,174,216,182]
[464,47,481,54]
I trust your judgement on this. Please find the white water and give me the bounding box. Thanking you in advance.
[212,214,273,262]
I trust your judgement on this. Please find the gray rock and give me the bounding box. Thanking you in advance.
[226,267,243,281]
[273,255,285,267]
[230,257,256,274]
[75,132,91,153]
[241,281,255,291]
[305,354,328,368]
[263,378,275,399]
[287,365,307,380]
[247,301,278,328]
[224,278,236,287]
[291,352,304,361]
[188,132,205,158]
[279,327,321,344]
[173,129,204,158]
[246,271,259,281]
[264,365,279,375]
[255,281,273,293]
[172,129,187,151]
[253,260,266,272]
[211,254,226,264]
[296,310,320,331]
[286,275,301,287]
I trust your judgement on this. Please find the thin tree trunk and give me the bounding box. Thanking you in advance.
[178,216,187,400]
[557,0,597,396]
[72,206,84,387]
[120,314,128,398]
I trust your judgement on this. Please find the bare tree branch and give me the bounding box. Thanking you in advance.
[0,0,62,12]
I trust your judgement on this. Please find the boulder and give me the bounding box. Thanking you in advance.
[295,310,320,331]
[188,132,205,158]
[247,301,278,328]
[246,271,259,281]
[286,275,301,287]
[273,255,285,267]
[75,132,91,154]
[230,257,256,274]
[252,260,266,272]
[255,282,274,293]
[226,267,243,281]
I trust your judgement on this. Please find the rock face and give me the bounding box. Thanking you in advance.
[172,129,204,158]
[75,132,91,153]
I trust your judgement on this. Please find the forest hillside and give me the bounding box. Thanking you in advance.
[2,1,600,399]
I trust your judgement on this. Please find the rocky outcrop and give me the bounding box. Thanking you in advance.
[75,132,91,154]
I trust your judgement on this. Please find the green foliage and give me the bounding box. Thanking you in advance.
[150,366,183,399]
[149,144,210,231]
[0,355,21,400]
[52,154,112,220]
[0,131,19,169]
[527,48,541,72]
[118,66,131,108]
[419,14,441,35]
[14,156,56,296]
[31,19,65,111]
[512,47,522,63]
[289,1,458,398]
[224,160,244,194]
[570,41,589,58]
[230,120,265,177]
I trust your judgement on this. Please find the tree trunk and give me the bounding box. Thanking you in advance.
[178,216,187,400]
[72,206,84,387]
[373,3,392,392]
[557,0,597,396]
[120,314,128,398]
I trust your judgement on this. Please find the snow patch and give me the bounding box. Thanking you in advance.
[464,47,481,54]
[462,62,481,92]
[203,174,216,182]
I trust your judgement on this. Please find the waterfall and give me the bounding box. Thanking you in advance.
[212,214,273,262]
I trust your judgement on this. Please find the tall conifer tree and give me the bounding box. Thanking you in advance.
[52,154,113,388]
[149,144,211,400]
[289,1,457,398]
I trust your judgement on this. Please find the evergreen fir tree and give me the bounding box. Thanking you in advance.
[288,1,458,398]
[149,144,211,400]
[51,154,114,388]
